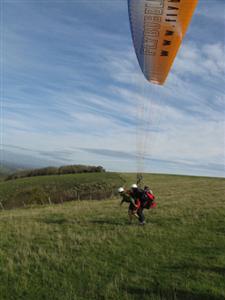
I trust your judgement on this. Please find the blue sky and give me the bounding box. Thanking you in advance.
[1,0,225,177]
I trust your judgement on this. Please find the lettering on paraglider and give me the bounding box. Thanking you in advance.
[143,0,181,57]
[143,0,163,55]
[161,0,181,56]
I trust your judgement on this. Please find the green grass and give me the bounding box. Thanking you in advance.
[0,172,124,209]
[0,173,225,300]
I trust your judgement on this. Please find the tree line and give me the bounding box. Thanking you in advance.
[5,165,105,181]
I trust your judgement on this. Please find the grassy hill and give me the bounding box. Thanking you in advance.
[0,173,225,299]
[0,165,13,179]
[0,172,124,209]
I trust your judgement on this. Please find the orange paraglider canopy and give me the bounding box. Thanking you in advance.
[128,0,198,85]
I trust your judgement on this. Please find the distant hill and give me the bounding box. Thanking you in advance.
[0,172,124,209]
[2,150,69,170]
[0,164,20,177]
[0,166,10,175]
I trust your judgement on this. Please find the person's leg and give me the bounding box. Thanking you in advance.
[138,207,145,224]
[133,210,139,219]
[128,209,133,223]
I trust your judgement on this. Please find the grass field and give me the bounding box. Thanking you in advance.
[0,173,225,300]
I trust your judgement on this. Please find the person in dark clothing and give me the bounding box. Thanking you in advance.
[118,187,140,223]
[130,184,146,225]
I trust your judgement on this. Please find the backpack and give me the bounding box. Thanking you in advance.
[143,191,157,209]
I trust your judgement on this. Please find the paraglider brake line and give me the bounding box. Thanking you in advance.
[136,173,143,186]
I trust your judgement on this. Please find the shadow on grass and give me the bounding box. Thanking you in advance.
[90,219,130,226]
[125,286,152,297]
[42,214,68,225]
[41,216,130,226]
[125,285,224,300]
[175,289,224,300]
[170,263,225,277]
[208,266,225,276]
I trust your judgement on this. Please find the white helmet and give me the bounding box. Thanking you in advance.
[131,183,138,189]
[118,187,124,193]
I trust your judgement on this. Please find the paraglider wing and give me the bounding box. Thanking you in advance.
[128,0,198,85]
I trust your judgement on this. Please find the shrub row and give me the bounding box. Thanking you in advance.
[5,165,105,181]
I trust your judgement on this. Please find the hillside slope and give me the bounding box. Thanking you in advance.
[0,174,225,300]
[0,172,124,209]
